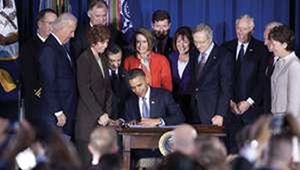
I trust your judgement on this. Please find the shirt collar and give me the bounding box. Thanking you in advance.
[200,42,214,60]
[109,68,119,75]
[280,51,296,63]
[139,86,150,101]
[51,32,63,45]
[37,33,46,42]
[238,41,249,50]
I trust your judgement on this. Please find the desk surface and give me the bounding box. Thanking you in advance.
[119,124,225,136]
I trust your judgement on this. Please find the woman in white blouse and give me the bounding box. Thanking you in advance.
[168,26,196,123]
[270,25,300,119]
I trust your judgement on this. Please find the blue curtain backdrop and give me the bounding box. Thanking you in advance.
[126,0,290,45]
[16,0,299,53]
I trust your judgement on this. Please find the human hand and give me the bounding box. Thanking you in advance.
[230,100,240,114]
[56,113,67,127]
[98,113,109,126]
[211,115,223,126]
[237,100,251,114]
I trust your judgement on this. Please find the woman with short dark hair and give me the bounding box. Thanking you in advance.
[270,25,300,119]
[75,25,113,168]
[169,26,196,123]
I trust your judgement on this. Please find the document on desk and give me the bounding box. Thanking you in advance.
[127,125,177,128]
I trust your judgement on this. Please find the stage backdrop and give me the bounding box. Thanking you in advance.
[16,0,299,53]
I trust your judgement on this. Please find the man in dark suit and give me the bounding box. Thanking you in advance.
[20,9,57,127]
[39,13,77,136]
[191,24,233,126]
[151,10,173,57]
[107,45,130,120]
[124,68,184,126]
[70,0,125,59]
[222,14,269,153]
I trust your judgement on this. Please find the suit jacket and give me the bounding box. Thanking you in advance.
[153,36,173,57]
[231,156,254,170]
[39,34,77,135]
[75,48,112,141]
[20,34,43,124]
[169,51,196,95]
[271,52,300,118]
[262,52,276,113]
[124,87,184,125]
[110,68,130,120]
[222,37,268,123]
[192,45,234,124]
[123,52,173,91]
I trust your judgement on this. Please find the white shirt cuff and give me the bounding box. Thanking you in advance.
[246,98,255,105]
[54,111,63,117]
[158,118,165,126]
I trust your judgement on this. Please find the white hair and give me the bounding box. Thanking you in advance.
[265,21,283,30]
[193,23,213,41]
[52,13,77,31]
[236,14,255,30]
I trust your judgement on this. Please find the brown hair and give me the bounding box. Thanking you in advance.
[269,25,295,52]
[152,9,171,23]
[134,28,154,51]
[173,26,194,52]
[87,25,111,45]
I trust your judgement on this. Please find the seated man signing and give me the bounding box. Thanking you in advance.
[123,68,184,126]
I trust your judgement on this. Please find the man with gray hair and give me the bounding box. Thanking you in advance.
[222,14,269,153]
[71,0,126,59]
[191,23,233,126]
[39,13,77,136]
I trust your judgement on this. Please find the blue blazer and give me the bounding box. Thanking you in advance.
[169,51,196,95]
[39,34,77,135]
[124,87,185,125]
[192,45,234,124]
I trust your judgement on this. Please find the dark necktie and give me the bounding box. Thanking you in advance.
[63,45,72,65]
[237,44,244,64]
[157,40,164,54]
[142,97,149,118]
[235,44,245,76]
[111,70,118,80]
[235,44,246,100]
[196,53,206,80]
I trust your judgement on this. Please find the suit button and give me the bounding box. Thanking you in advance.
[195,88,199,92]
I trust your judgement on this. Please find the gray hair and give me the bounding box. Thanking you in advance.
[236,14,255,30]
[52,13,77,31]
[193,23,213,41]
[265,21,283,31]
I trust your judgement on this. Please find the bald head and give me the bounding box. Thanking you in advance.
[88,127,118,155]
[173,124,197,156]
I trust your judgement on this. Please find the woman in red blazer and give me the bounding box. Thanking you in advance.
[123,28,172,91]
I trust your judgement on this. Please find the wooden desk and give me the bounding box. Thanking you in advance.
[118,125,225,169]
